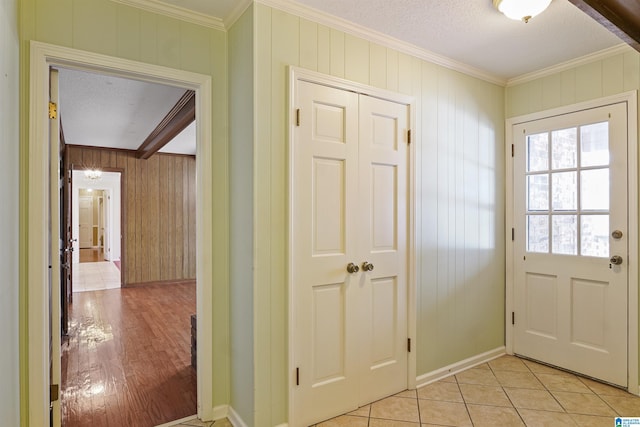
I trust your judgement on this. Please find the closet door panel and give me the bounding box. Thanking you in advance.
[357,95,409,405]
[292,80,360,427]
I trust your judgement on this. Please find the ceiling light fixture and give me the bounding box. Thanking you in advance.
[84,169,102,180]
[493,0,552,23]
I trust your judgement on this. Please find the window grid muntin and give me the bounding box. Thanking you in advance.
[525,122,610,257]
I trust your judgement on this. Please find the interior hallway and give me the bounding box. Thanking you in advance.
[80,248,106,263]
[62,282,197,427]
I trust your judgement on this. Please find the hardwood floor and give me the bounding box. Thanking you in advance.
[80,248,105,263]
[61,282,197,427]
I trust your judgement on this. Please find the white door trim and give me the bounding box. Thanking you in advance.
[27,41,215,425]
[504,91,639,395]
[287,66,416,426]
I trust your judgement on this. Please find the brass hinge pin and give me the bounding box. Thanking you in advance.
[49,102,58,119]
[50,384,59,402]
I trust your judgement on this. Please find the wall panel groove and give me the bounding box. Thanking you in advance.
[253,5,506,425]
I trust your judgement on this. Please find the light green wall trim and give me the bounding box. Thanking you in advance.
[253,4,274,426]
[253,4,506,425]
[18,0,231,421]
[1,0,20,425]
[506,51,640,118]
[228,4,255,425]
[19,0,35,424]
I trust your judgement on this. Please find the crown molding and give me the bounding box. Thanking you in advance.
[224,0,253,28]
[109,0,226,30]
[256,0,507,86]
[506,43,632,87]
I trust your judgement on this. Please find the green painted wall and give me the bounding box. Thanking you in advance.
[228,5,255,425]
[253,4,506,425]
[506,48,640,385]
[0,0,20,425]
[506,51,640,118]
[18,0,230,422]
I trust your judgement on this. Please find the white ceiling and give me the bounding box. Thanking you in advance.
[145,0,624,81]
[291,0,624,80]
[58,68,195,155]
[60,0,627,157]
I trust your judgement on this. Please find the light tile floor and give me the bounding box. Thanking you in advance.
[311,355,640,427]
[167,355,640,427]
[72,261,121,292]
[166,418,231,427]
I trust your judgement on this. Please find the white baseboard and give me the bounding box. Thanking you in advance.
[211,404,230,421]
[154,415,198,427]
[154,405,231,427]
[228,406,249,427]
[415,347,506,389]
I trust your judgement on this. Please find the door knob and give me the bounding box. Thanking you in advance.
[610,255,623,265]
[362,261,374,272]
[347,263,359,274]
[612,230,623,239]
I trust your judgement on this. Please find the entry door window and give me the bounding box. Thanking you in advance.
[526,122,610,257]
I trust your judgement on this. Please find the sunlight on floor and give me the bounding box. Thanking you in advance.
[72,261,121,292]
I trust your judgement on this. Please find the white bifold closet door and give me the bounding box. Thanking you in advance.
[292,80,409,427]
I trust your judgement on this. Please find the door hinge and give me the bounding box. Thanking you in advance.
[49,102,58,119]
[295,109,300,126]
[512,228,515,241]
[407,338,411,352]
[296,367,300,386]
[407,129,412,144]
[511,312,515,325]
[511,144,514,157]
[50,384,59,403]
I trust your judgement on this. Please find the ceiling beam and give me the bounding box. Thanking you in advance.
[136,90,195,159]
[568,0,640,52]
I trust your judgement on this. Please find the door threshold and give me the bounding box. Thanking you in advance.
[154,414,199,427]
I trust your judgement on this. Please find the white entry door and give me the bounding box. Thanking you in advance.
[513,102,628,387]
[292,80,410,426]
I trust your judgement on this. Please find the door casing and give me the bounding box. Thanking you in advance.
[27,41,215,426]
[504,91,639,394]
[287,66,417,426]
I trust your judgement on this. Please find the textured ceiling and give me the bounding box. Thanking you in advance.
[58,68,191,154]
[62,0,626,157]
[137,0,624,80]
[291,0,623,79]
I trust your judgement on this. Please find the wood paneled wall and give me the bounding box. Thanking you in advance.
[68,145,196,286]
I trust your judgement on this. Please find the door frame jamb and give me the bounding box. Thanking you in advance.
[27,41,215,425]
[504,90,639,394]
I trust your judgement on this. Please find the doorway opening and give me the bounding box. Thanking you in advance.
[74,171,122,292]
[57,67,199,426]
[27,42,216,427]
